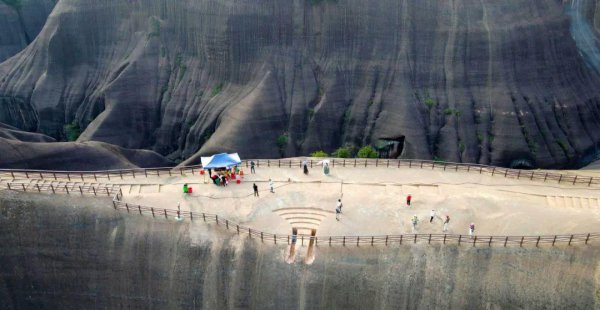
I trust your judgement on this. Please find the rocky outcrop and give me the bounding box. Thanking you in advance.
[0,193,598,309]
[0,138,174,170]
[0,122,55,142]
[0,0,56,62]
[1,0,600,168]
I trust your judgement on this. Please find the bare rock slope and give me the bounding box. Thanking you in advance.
[0,194,598,309]
[0,0,55,62]
[0,123,173,170]
[1,0,600,168]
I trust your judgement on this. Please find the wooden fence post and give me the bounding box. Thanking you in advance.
[428,234,431,244]
[151,207,155,217]
[65,185,69,194]
[573,176,577,185]
[125,203,129,213]
[79,186,83,195]
[414,234,417,244]
[274,235,277,244]
[488,236,492,247]
[357,236,360,246]
[385,235,388,245]
[164,209,167,219]
[112,200,117,209]
[472,236,477,246]
[329,236,332,246]
[36,184,41,192]
[22,184,26,192]
[443,234,447,244]
[504,237,508,247]
[519,236,524,247]
[371,236,374,246]
[585,233,590,245]
[536,236,540,247]
[552,235,557,246]
[568,235,573,246]
[458,235,462,245]
[92,187,96,196]
[343,236,346,246]
[50,184,55,194]
[138,205,142,215]
[237,225,240,234]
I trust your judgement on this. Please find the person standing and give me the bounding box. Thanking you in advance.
[253,183,259,197]
[411,215,418,232]
[430,209,435,223]
[302,160,309,175]
[269,179,274,193]
[250,161,256,174]
[336,199,343,213]
[335,206,341,221]
[469,223,475,237]
[406,194,412,206]
[443,215,450,232]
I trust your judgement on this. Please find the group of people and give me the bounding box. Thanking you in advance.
[334,193,476,236]
[408,198,475,236]
[209,166,240,187]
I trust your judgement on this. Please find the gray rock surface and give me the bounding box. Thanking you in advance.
[0,193,598,309]
[0,137,174,170]
[0,0,56,62]
[1,0,600,168]
[0,122,55,142]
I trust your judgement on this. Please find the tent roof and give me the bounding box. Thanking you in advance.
[201,153,241,169]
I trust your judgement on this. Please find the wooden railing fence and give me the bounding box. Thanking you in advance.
[1,159,598,187]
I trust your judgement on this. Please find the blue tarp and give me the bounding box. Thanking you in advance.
[201,153,242,169]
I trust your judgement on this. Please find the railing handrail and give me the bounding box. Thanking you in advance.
[0,159,598,187]
[107,194,599,246]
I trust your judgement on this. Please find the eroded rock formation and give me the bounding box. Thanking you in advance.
[1,0,600,168]
[0,194,598,309]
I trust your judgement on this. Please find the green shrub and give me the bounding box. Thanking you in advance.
[64,122,81,141]
[332,146,351,158]
[424,98,435,109]
[211,82,224,97]
[310,150,329,157]
[357,146,378,158]
[276,134,288,152]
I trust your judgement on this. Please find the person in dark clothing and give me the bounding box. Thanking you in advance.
[253,183,259,197]
[406,194,412,206]
[207,168,212,177]
[250,161,256,174]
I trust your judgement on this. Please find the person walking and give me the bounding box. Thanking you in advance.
[335,205,341,221]
[411,215,418,232]
[430,209,435,223]
[253,183,259,197]
[250,161,256,174]
[336,199,343,213]
[302,160,309,175]
[443,215,450,232]
[269,179,274,193]
[406,194,412,207]
[469,222,475,237]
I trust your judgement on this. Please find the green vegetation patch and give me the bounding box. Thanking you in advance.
[357,146,378,158]
[310,150,329,157]
[211,82,224,97]
[64,122,82,141]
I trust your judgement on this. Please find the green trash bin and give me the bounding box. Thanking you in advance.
[183,183,188,193]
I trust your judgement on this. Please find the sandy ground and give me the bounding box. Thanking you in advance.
[99,165,600,237]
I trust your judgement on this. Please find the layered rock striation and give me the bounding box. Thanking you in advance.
[1,0,600,168]
[0,193,598,309]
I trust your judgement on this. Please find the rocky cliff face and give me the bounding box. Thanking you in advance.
[0,193,598,309]
[0,0,55,62]
[1,0,600,168]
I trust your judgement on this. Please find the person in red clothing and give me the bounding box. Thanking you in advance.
[406,194,412,206]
